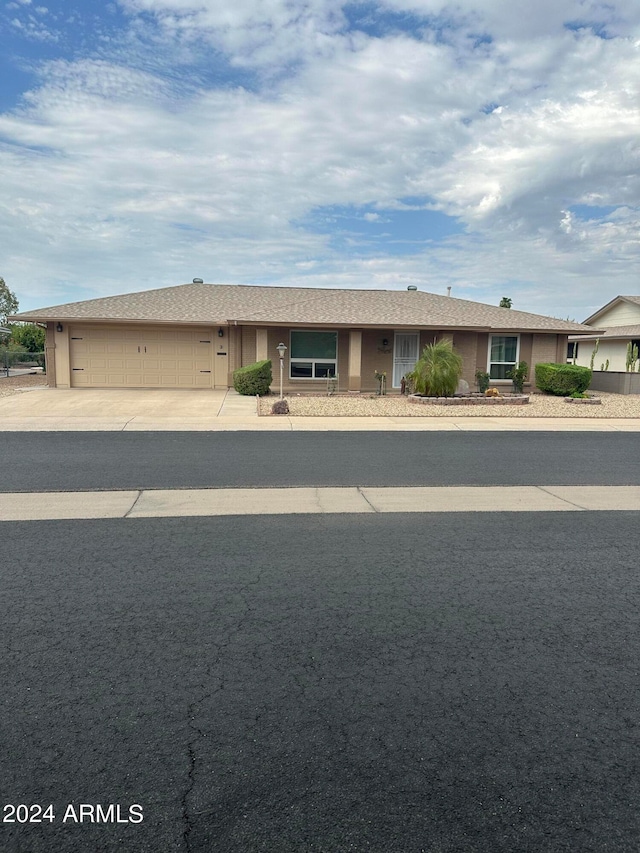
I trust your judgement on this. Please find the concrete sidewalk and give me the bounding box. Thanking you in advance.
[1,387,640,431]
[3,485,640,520]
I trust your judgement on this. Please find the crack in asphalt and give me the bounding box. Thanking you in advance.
[180,571,264,850]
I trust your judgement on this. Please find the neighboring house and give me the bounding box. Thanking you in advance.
[568,296,640,372]
[11,282,596,393]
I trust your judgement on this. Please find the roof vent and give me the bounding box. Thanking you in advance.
[192,278,203,283]
[407,285,418,291]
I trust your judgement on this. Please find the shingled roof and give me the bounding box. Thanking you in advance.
[568,324,640,342]
[12,282,596,334]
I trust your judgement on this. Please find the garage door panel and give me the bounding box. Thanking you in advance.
[70,326,216,388]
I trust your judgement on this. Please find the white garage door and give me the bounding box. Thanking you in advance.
[69,326,216,388]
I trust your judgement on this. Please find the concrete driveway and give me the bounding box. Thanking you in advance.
[0,388,263,430]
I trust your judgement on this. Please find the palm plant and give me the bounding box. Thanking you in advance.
[408,339,463,397]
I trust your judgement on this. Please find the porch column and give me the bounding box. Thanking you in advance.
[227,325,241,387]
[256,328,268,362]
[556,335,568,364]
[54,323,70,388]
[45,323,57,387]
[348,329,362,392]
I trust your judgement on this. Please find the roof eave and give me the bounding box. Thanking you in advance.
[582,296,632,325]
[9,315,230,326]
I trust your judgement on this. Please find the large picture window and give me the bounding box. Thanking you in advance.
[489,335,519,380]
[290,331,337,379]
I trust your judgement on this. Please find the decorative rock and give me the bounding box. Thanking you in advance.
[408,394,529,406]
[455,379,470,396]
[271,399,290,414]
[564,397,602,405]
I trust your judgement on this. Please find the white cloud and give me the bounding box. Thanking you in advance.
[116,0,348,68]
[8,7,57,40]
[380,0,640,39]
[0,0,639,318]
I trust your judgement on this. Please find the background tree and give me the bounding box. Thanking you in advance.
[0,277,19,327]
[499,297,512,309]
[10,323,45,352]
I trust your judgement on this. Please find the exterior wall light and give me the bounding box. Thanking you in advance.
[218,328,224,337]
[56,323,63,333]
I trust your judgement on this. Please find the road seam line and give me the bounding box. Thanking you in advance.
[124,490,144,518]
[357,486,380,512]
[535,485,588,511]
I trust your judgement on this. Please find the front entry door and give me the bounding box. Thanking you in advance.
[214,346,228,388]
[393,333,419,388]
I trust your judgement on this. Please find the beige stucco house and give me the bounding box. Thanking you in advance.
[568,296,640,372]
[12,282,596,394]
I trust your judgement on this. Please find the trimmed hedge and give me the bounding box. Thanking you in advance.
[535,363,592,396]
[233,359,272,396]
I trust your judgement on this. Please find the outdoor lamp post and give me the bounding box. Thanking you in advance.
[276,342,287,400]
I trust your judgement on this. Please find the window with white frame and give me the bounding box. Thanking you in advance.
[290,331,337,379]
[488,335,519,380]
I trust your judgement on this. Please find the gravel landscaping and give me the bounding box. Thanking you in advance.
[259,392,640,418]
[0,374,49,397]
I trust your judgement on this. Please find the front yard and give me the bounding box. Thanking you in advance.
[259,391,640,418]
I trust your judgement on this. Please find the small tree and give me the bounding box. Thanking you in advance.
[499,297,512,309]
[408,339,463,397]
[0,277,19,326]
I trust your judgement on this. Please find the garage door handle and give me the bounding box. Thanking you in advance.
[72,368,84,371]
[200,370,211,373]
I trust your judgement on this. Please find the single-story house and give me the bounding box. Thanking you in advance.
[568,296,640,372]
[12,282,597,394]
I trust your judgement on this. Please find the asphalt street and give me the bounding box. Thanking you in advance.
[3,514,640,853]
[3,431,640,492]
[3,431,640,852]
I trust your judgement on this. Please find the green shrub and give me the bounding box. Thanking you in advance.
[233,359,272,396]
[408,339,463,397]
[535,363,592,396]
[475,370,490,393]
[507,361,528,394]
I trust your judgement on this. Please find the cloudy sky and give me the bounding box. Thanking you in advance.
[0,0,638,319]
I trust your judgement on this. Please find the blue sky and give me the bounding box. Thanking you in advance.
[1,0,639,320]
